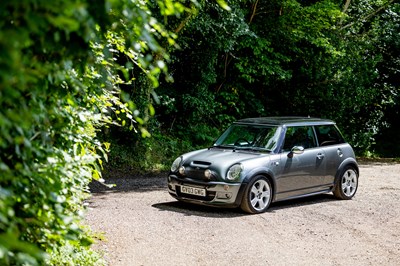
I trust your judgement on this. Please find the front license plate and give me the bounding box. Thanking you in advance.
[180,185,206,197]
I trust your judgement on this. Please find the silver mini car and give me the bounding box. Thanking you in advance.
[168,117,359,214]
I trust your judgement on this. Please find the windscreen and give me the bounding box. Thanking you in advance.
[214,124,281,151]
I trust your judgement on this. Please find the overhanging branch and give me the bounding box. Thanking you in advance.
[341,0,398,30]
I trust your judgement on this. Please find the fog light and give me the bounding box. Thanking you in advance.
[216,192,232,199]
[179,166,185,175]
[204,169,212,179]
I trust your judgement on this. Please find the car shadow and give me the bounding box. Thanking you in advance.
[152,201,246,218]
[152,194,337,218]
[268,194,337,211]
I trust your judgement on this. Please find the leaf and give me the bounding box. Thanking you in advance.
[216,0,231,11]
[148,104,155,116]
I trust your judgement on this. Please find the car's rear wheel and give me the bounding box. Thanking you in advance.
[240,176,272,214]
[333,166,358,200]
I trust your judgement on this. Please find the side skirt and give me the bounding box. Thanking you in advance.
[274,186,333,202]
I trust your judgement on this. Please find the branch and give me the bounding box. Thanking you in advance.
[216,53,235,93]
[339,0,351,25]
[249,0,259,24]
[342,0,351,13]
[174,13,193,34]
[307,79,337,87]
[341,0,398,30]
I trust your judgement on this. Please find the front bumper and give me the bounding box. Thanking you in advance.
[167,174,246,208]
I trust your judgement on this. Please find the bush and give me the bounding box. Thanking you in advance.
[0,0,182,264]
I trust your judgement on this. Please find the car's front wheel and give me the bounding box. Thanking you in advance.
[333,166,358,200]
[240,176,272,214]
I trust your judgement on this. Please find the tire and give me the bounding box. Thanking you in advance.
[240,176,272,214]
[333,166,358,200]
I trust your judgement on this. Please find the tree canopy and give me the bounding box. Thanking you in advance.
[155,0,399,155]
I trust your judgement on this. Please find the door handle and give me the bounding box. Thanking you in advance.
[317,153,325,160]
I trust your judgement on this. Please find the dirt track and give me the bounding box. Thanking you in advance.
[86,162,400,266]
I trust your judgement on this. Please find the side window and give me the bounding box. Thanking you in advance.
[283,126,317,151]
[315,125,345,146]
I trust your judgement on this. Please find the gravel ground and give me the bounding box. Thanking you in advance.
[85,162,400,266]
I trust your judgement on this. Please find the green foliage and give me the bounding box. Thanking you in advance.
[47,227,106,266]
[150,0,399,157]
[0,0,183,264]
[105,129,197,173]
[359,1,400,156]
[153,0,254,147]
[101,0,399,177]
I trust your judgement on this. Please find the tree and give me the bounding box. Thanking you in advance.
[154,0,399,156]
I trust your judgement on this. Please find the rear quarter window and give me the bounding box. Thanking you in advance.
[315,125,345,146]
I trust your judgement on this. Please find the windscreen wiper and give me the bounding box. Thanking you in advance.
[234,146,272,153]
[210,144,234,149]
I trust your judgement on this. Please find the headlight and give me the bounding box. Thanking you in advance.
[171,157,182,172]
[226,164,243,181]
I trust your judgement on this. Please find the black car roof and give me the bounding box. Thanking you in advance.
[235,116,335,126]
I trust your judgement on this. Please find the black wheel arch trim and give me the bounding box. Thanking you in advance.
[233,183,248,206]
[335,158,359,179]
[241,168,277,201]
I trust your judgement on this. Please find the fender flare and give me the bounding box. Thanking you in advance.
[335,157,359,180]
[239,167,277,201]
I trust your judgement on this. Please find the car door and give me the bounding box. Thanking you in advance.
[314,124,348,184]
[275,126,328,200]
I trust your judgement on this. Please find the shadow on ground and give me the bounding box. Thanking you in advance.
[152,194,337,218]
[89,174,167,193]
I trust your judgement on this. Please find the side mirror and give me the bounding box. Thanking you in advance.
[288,146,304,158]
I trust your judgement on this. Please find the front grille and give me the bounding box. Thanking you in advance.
[185,168,207,180]
[184,168,218,181]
